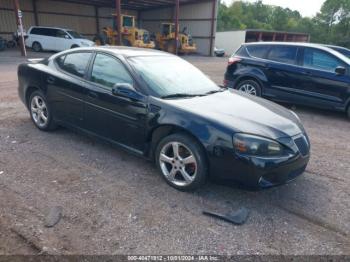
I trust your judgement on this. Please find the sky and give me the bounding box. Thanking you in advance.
[221,0,326,17]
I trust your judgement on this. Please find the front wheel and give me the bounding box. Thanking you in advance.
[32,42,42,52]
[155,133,208,191]
[236,79,262,97]
[29,91,57,131]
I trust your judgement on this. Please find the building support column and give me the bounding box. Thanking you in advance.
[32,0,38,26]
[115,0,122,45]
[209,0,217,56]
[95,6,99,34]
[13,0,26,56]
[174,0,179,55]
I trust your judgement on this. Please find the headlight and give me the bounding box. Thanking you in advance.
[233,133,287,157]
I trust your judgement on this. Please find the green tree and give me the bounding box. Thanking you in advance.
[217,0,350,48]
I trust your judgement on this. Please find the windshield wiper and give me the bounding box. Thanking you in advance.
[161,93,201,99]
[202,87,227,96]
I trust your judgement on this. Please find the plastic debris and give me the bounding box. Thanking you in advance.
[203,207,250,225]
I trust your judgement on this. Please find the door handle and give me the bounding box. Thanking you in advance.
[47,76,55,84]
[88,91,98,99]
[301,71,312,76]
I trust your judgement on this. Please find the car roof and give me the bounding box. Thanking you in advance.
[29,26,72,31]
[242,42,350,64]
[51,46,174,59]
[324,44,350,51]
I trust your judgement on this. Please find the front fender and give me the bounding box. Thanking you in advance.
[150,102,234,157]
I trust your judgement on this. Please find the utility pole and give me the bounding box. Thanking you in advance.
[13,0,26,56]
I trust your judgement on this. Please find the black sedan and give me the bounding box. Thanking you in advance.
[18,47,310,191]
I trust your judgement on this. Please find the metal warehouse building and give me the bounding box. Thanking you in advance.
[0,0,218,56]
[216,30,310,55]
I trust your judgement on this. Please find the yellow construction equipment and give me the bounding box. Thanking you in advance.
[94,15,155,49]
[155,23,196,54]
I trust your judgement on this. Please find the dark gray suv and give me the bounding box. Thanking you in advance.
[224,42,350,119]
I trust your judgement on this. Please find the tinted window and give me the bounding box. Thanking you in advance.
[91,54,133,88]
[303,48,344,72]
[56,30,68,38]
[235,46,248,57]
[246,45,269,59]
[268,46,298,64]
[30,28,57,37]
[30,27,43,35]
[57,52,91,78]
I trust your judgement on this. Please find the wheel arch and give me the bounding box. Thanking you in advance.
[25,86,40,108]
[146,124,209,165]
[32,41,42,49]
[234,75,265,90]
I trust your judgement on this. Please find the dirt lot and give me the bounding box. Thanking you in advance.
[0,50,349,255]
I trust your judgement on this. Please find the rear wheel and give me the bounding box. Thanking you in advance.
[164,39,180,54]
[155,133,208,191]
[236,79,262,97]
[29,90,57,131]
[32,42,42,52]
[122,39,131,47]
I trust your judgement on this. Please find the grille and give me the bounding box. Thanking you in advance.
[294,135,309,156]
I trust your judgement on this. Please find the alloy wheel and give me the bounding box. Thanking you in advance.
[31,95,48,128]
[159,142,197,187]
[238,83,257,96]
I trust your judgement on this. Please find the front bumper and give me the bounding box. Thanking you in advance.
[209,148,310,189]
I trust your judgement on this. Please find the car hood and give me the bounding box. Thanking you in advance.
[78,39,95,45]
[164,90,304,139]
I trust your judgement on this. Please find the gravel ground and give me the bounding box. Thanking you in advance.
[0,50,349,255]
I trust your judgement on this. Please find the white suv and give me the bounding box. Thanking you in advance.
[25,26,95,52]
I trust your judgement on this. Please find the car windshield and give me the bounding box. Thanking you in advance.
[67,30,85,39]
[128,56,221,98]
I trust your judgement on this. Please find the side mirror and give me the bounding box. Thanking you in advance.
[64,35,70,39]
[335,66,346,76]
[112,83,142,101]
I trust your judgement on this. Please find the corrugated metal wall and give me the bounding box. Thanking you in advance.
[140,1,217,55]
[0,0,137,40]
[0,0,35,39]
[0,0,217,55]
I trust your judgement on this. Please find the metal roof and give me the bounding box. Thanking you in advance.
[52,0,207,10]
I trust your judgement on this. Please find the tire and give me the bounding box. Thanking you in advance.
[71,44,79,49]
[155,133,208,191]
[236,79,262,97]
[29,90,57,131]
[6,40,16,48]
[122,39,131,47]
[32,42,42,52]
[164,39,180,54]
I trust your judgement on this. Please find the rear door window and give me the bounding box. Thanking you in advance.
[246,45,269,59]
[56,52,91,78]
[267,46,298,64]
[47,29,58,37]
[303,48,345,72]
[30,27,43,35]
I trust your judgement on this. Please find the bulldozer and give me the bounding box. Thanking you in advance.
[154,23,196,54]
[94,15,155,49]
